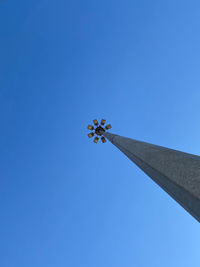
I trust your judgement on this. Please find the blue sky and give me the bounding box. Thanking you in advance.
[1,0,200,266]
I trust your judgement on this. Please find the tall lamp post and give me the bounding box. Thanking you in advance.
[87,119,200,222]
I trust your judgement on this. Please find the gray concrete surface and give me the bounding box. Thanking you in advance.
[103,132,200,222]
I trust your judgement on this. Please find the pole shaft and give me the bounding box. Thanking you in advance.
[103,132,200,222]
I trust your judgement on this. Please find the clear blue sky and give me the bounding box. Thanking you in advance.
[1,0,200,266]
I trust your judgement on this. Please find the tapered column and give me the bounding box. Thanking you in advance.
[103,132,200,222]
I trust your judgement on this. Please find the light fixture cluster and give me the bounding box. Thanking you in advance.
[87,119,112,143]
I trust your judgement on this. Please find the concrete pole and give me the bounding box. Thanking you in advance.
[103,132,200,222]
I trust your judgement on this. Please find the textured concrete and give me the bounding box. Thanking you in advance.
[103,132,200,222]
